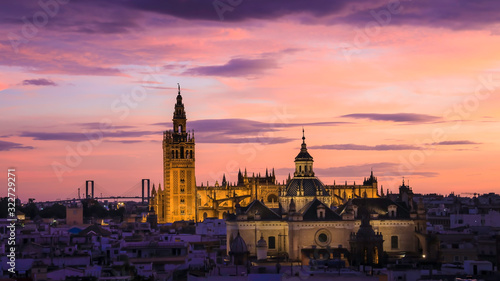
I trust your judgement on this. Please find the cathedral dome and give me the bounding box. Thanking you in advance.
[230,232,248,254]
[285,178,329,197]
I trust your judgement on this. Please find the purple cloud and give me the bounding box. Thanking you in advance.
[276,162,439,179]
[20,130,159,142]
[199,136,293,144]
[76,123,136,130]
[184,58,278,77]
[310,144,418,151]
[434,140,480,145]
[0,140,34,151]
[154,118,346,144]
[2,1,500,37]
[127,0,365,22]
[22,78,57,86]
[127,0,500,31]
[337,0,500,31]
[155,118,346,135]
[341,113,439,123]
[311,140,481,150]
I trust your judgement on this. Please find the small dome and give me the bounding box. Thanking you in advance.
[257,235,267,248]
[356,225,376,238]
[295,150,313,161]
[230,232,248,253]
[355,215,376,239]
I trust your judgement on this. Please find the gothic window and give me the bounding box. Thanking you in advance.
[180,147,184,158]
[186,150,189,159]
[176,150,179,158]
[267,194,278,203]
[180,198,185,204]
[178,125,182,133]
[171,151,174,158]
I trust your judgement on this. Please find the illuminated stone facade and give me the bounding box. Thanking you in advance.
[151,87,382,223]
[197,170,282,221]
[151,85,196,223]
[226,136,428,264]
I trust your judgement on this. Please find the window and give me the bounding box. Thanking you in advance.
[318,233,328,243]
[267,194,278,203]
[268,236,276,249]
[391,236,399,249]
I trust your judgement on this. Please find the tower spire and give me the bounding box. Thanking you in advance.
[294,128,314,177]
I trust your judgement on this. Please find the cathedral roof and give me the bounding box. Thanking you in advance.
[299,198,342,221]
[285,178,329,197]
[336,198,411,219]
[239,200,282,221]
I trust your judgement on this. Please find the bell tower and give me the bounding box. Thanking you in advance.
[161,84,196,223]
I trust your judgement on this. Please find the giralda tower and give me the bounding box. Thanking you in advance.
[160,85,196,223]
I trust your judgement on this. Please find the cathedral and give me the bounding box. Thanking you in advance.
[226,133,428,264]
[150,87,430,265]
[149,87,383,224]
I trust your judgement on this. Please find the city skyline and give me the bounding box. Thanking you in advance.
[2,1,500,201]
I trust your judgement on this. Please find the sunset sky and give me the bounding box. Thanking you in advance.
[1,0,499,201]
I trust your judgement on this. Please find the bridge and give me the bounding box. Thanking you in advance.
[36,179,154,205]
